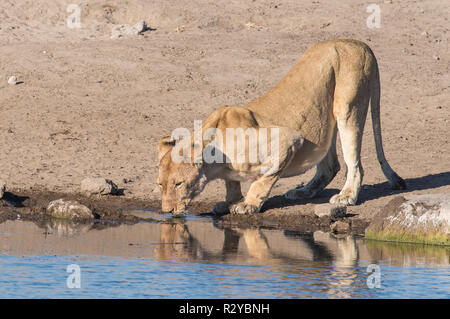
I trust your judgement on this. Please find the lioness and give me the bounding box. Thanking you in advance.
[157,39,406,215]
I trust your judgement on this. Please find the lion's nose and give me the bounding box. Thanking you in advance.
[161,201,175,214]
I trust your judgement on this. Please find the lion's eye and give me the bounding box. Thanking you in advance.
[174,181,183,188]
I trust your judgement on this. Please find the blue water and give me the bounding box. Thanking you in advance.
[0,219,449,298]
[0,255,448,298]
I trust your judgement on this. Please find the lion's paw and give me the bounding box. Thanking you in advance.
[329,193,357,206]
[212,201,230,215]
[230,202,259,215]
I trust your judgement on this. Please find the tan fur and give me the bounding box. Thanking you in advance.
[157,39,406,215]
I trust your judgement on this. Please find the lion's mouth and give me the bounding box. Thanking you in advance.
[173,202,190,215]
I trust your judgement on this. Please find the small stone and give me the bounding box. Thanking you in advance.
[111,21,149,39]
[133,21,147,34]
[80,178,119,196]
[330,221,351,234]
[174,25,185,33]
[433,55,440,60]
[421,31,430,37]
[47,199,94,220]
[0,182,6,199]
[314,203,347,218]
[8,76,17,85]
[245,22,257,29]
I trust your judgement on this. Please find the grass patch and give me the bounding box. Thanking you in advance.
[365,229,449,246]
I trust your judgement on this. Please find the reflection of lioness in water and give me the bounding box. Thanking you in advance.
[158,39,406,215]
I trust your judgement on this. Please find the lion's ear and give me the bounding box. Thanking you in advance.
[158,135,176,161]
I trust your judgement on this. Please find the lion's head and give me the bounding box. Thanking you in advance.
[157,136,207,214]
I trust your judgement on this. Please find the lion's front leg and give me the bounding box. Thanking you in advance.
[230,175,279,215]
[212,180,243,215]
[231,126,304,215]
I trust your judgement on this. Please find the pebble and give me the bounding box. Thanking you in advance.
[133,21,147,33]
[8,76,17,85]
[81,177,119,196]
[111,21,149,39]
[174,25,185,33]
[314,203,347,218]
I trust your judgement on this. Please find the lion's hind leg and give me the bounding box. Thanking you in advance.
[330,86,370,205]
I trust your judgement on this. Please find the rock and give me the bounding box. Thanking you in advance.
[111,21,149,39]
[0,182,6,199]
[47,199,94,220]
[330,221,351,234]
[433,55,440,60]
[314,203,347,218]
[8,76,17,85]
[366,194,450,246]
[133,21,147,33]
[421,31,430,37]
[80,178,118,196]
[174,25,185,33]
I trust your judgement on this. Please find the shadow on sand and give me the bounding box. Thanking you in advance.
[261,171,450,212]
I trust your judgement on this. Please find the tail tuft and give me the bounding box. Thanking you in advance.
[389,173,407,190]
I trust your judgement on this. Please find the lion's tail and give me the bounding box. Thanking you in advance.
[370,58,407,190]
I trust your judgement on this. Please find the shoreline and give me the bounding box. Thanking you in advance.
[0,187,370,236]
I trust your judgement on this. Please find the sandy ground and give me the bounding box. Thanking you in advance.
[0,0,449,222]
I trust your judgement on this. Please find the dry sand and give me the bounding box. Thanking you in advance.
[0,0,449,222]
